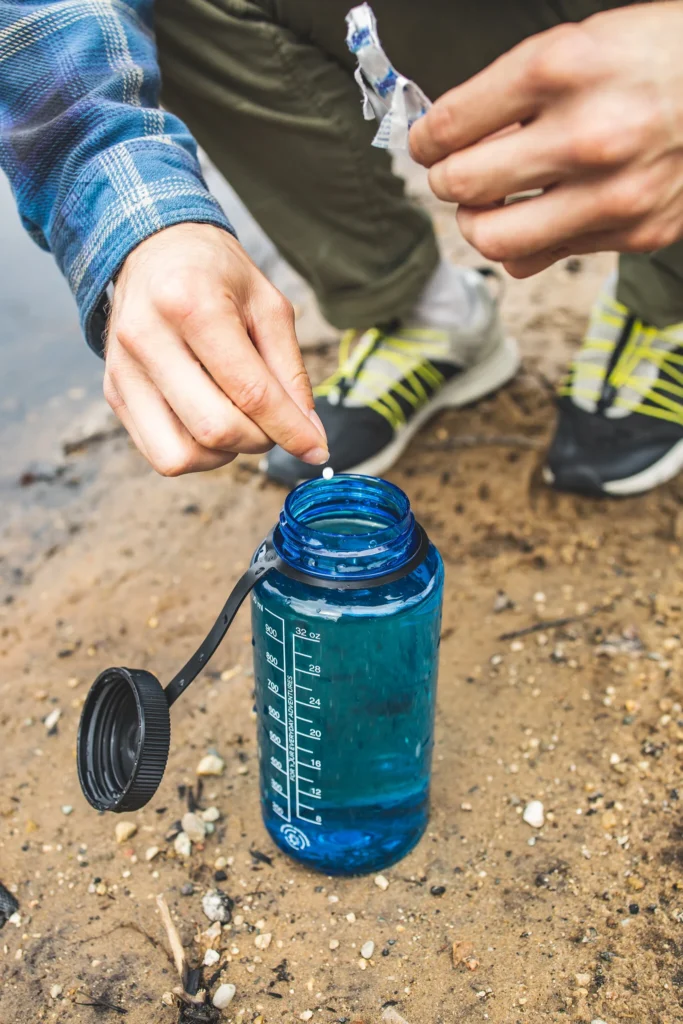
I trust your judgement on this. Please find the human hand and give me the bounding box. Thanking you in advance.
[104,223,328,475]
[410,2,683,277]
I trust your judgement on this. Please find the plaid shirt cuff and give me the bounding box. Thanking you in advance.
[52,138,235,355]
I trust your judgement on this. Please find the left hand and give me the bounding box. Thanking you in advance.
[410,2,683,277]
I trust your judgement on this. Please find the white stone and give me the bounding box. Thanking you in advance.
[182,812,207,843]
[591,1020,608,1024]
[49,985,63,999]
[329,939,340,950]
[374,875,389,891]
[254,932,272,950]
[382,1010,411,1024]
[115,821,137,844]
[44,708,61,733]
[523,800,545,829]
[174,832,192,858]
[360,940,375,960]
[203,949,220,967]
[61,806,73,816]
[300,1012,313,1022]
[145,846,160,862]
[322,467,334,480]
[202,889,233,923]
[212,983,236,1009]
[200,806,221,823]
[161,992,174,1007]
[197,754,225,776]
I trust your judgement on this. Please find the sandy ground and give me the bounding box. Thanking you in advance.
[2,174,683,1024]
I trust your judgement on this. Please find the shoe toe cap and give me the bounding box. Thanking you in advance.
[547,399,683,496]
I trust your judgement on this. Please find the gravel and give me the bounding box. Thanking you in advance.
[212,983,236,1009]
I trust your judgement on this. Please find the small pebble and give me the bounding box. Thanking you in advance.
[212,984,236,1009]
[202,889,234,924]
[346,912,356,923]
[161,993,174,1007]
[197,754,225,776]
[215,856,228,870]
[174,832,192,859]
[180,883,194,896]
[523,800,545,829]
[329,939,340,951]
[382,1009,411,1024]
[214,870,228,882]
[430,885,446,897]
[575,972,591,987]
[115,821,137,844]
[145,846,160,862]
[203,949,220,967]
[49,984,63,999]
[61,806,73,816]
[44,708,61,734]
[360,940,375,959]
[182,812,207,843]
[374,874,389,891]
[300,1011,314,1022]
[254,932,272,950]
[322,467,334,480]
[200,806,221,823]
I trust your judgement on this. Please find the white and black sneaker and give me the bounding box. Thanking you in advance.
[546,276,683,497]
[264,266,520,486]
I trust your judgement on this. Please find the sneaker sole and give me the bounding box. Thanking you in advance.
[346,335,521,478]
[544,435,683,497]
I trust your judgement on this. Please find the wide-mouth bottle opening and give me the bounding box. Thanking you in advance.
[273,475,419,581]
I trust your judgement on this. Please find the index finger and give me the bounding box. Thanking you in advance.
[410,33,545,167]
[183,305,329,465]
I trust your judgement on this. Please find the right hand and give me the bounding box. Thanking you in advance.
[104,223,329,476]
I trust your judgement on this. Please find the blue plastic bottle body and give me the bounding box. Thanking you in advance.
[252,546,444,875]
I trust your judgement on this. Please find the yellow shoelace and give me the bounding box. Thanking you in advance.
[559,305,683,426]
[314,327,448,429]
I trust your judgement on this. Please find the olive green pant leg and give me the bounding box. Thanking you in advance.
[617,247,683,329]
[154,0,440,331]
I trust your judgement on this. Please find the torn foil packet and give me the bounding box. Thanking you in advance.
[346,3,431,150]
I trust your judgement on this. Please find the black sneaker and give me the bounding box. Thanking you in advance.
[546,278,683,496]
[264,269,520,486]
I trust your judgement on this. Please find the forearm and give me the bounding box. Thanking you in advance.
[0,0,234,352]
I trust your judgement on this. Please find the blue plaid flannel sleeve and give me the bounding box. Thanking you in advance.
[0,0,235,354]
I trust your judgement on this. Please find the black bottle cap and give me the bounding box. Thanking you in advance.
[77,668,171,813]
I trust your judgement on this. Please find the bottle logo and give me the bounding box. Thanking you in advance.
[280,824,310,851]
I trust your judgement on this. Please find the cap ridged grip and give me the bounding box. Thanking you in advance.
[77,668,171,813]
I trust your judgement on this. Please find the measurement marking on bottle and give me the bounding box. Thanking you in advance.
[264,608,292,824]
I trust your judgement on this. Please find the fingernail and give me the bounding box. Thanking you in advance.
[308,408,327,442]
[301,446,329,467]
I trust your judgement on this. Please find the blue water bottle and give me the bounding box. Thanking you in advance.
[252,475,444,874]
[76,475,443,877]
